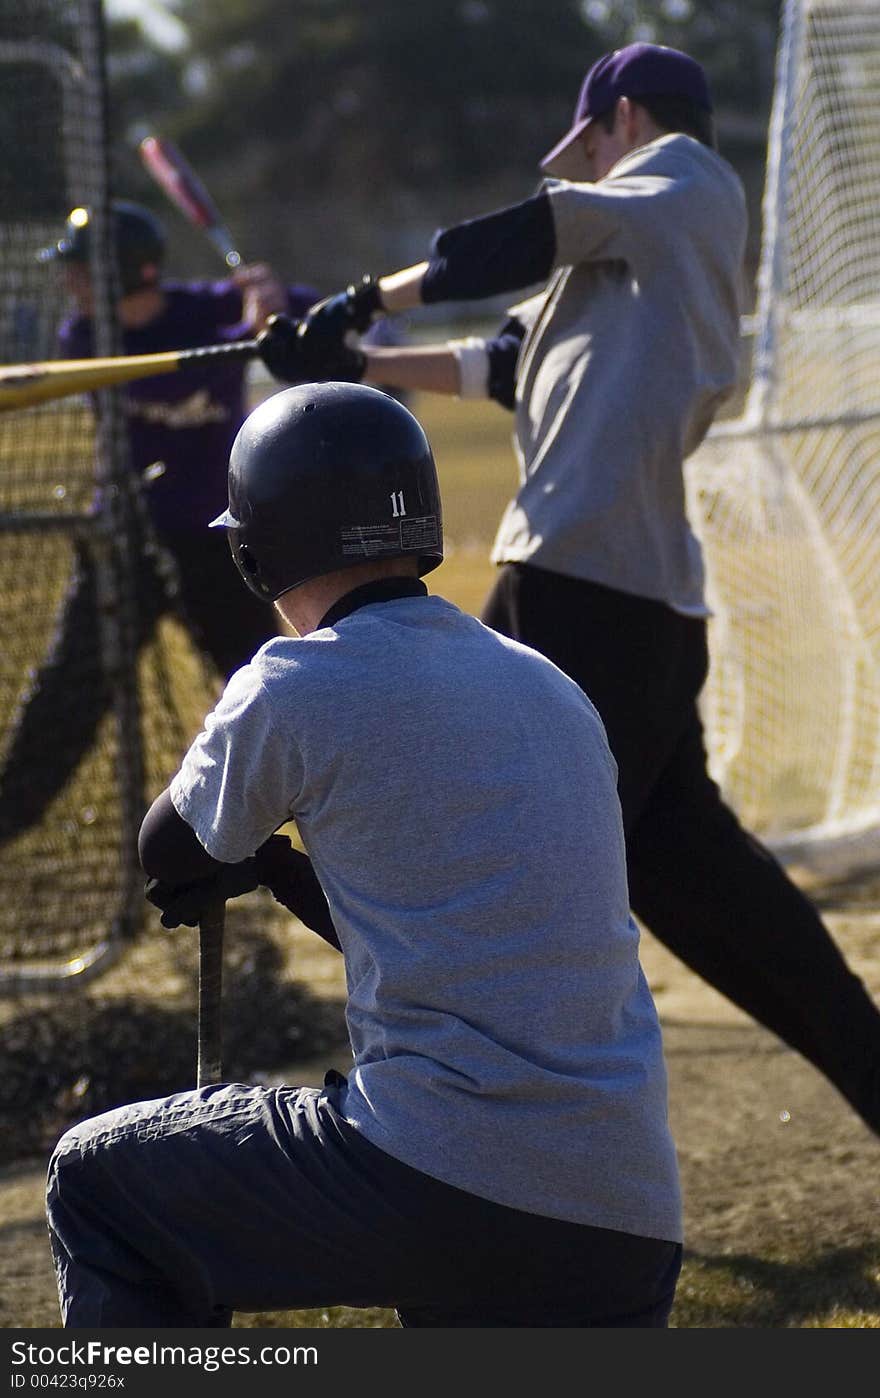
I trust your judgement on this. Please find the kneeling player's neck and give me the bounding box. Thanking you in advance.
[276,561,422,636]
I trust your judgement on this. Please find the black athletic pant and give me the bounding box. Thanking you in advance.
[48,1075,682,1328]
[0,529,276,842]
[482,563,880,1136]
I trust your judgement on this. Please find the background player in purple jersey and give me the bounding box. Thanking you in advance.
[0,200,318,843]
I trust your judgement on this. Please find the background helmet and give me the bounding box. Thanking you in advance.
[37,199,166,294]
[211,381,444,602]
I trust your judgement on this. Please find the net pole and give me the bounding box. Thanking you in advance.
[744,0,807,431]
[79,0,146,953]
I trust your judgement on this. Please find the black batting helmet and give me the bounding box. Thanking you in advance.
[37,200,166,294]
[210,382,444,602]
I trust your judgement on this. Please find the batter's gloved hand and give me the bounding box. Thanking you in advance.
[291,275,382,378]
[303,275,384,339]
[255,313,305,382]
[257,313,367,384]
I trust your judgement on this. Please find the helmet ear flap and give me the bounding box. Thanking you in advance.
[237,544,261,579]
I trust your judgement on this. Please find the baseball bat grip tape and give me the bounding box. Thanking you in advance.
[179,339,258,366]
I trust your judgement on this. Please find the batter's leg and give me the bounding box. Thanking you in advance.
[627,711,880,1136]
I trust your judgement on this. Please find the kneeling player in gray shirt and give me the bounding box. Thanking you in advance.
[46,382,682,1329]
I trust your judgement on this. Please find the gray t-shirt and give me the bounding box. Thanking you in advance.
[491,134,747,615]
[171,592,682,1241]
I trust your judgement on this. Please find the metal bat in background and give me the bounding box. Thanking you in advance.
[0,340,259,413]
[197,896,226,1088]
[139,134,243,270]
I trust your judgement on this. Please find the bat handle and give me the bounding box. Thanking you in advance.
[204,224,242,269]
[182,339,259,366]
[197,897,226,1088]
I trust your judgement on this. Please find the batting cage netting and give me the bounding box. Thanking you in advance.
[688,0,880,877]
[0,0,230,987]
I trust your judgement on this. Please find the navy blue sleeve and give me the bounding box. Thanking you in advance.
[139,788,222,883]
[485,316,527,411]
[421,193,555,304]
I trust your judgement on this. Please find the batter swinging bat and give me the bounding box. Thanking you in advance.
[139,135,243,269]
[0,340,258,413]
[197,896,226,1087]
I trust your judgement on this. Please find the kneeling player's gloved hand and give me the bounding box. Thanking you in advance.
[145,862,260,929]
[144,834,338,944]
[257,313,366,384]
[144,834,293,930]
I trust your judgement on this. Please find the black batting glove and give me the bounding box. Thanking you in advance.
[257,313,367,384]
[145,861,260,930]
[256,313,305,383]
[144,834,338,946]
[261,276,380,386]
[304,337,367,383]
[144,834,294,930]
[303,275,383,340]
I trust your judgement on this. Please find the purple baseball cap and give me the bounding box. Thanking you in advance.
[540,42,712,181]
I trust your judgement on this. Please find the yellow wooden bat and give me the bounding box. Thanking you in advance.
[0,340,258,412]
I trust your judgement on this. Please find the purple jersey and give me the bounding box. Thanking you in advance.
[60,279,317,534]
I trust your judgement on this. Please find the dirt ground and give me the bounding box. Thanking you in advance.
[1,866,879,1330]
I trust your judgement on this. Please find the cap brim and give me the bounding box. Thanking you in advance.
[539,115,595,182]
[209,508,236,529]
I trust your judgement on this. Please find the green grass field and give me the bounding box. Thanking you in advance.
[408,390,517,616]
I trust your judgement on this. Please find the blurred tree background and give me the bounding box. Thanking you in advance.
[105,0,782,304]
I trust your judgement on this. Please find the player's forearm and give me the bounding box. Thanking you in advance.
[361,345,462,396]
[376,262,430,312]
[363,329,523,409]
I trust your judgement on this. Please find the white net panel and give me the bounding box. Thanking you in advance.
[687,0,880,872]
